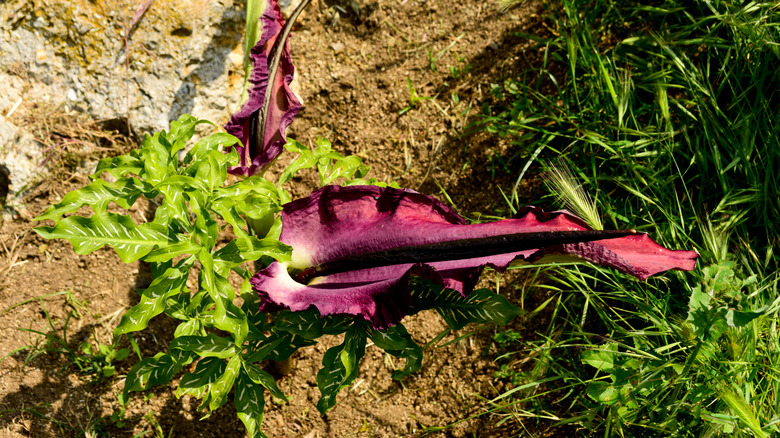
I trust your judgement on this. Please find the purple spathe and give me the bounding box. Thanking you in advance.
[251,185,699,329]
[224,0,302,176]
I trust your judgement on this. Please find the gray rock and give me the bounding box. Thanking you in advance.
[0,0,251,208]
[0,115,44,215]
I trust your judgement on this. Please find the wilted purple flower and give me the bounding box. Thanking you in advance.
[224,0,303,176]
[251,185,699,329]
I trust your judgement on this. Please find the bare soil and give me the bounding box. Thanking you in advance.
[0,0,566,436]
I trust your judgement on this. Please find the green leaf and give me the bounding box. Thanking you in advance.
[204,150,233,191]
[166,114,209,154]
[208,356,241,411]
[264,332,316,362]
[316,326,367,415]
[144,240,202,263]
[411,284,524,330]
[213,237,291,268]
[185,289,215,319]
[115,261,191,336]
[34,213,169,263]
[199,248,218,300]
[177,356,226,407]
[275,308,326,339]
[183,132,239,168]
[212,274,249,345]
[192,202,218,251]
[94,154,144,180]
[173,318,203,338]
[686,285,728,341]
[122,352,187,402]
[152,186,192,231]
[581,343,617,372]
[239,0,265,108]
[586,381,620,405]
[278,140,318,189]
[243,362,288,401]
[726,308,766,328]
[214,176,280,211]
[235,370,269,438]
[34,177,148,221]
[137,133,175,185]
[368,323,423,380]
[170,334,240,358]
[244,337,286,364]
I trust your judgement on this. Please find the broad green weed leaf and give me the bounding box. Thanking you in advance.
[726,307,767,328]
[582,343,618,372]
[166,114,209,153]
[686,285,728,341]
[115,261,192,336]
[235,370,269,438]
[34,213,169,263]
[316,327,367,415]
[586,381,619,405]
[170,333,240,358]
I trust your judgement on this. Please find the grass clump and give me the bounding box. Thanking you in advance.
[477,0,780,436]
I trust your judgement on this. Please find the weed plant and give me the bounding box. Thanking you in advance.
[478,0,780,436]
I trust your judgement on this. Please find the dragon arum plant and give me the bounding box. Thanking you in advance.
[32,0,698,435]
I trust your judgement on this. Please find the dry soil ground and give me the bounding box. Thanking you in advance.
[0,0,565,436]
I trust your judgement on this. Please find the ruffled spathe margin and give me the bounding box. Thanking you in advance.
[224,0,302,176]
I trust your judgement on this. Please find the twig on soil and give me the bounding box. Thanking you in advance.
[416,136,443,190]
[5,97,22,118]
[0,231,28,284]
[0,290,69,317]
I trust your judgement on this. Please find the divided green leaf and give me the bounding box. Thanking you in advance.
[34,213,169,263]
[316,326,367,415]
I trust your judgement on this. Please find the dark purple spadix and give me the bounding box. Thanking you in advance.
[251,185,699,329]
[297,229,639,282]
